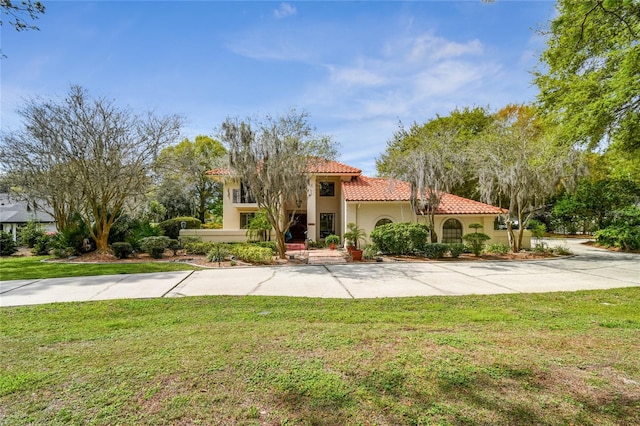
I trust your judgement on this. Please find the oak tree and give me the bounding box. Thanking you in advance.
[220,110,336,259]
[0,85,183,252]
[535,0,640,152]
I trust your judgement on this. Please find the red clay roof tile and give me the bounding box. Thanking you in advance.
[342,176,504,215]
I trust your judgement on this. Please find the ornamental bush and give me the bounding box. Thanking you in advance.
[158,217,201,240]
[31,234,52,255]
[422,243,449,259]
[448,243,467,258]
[0,231,18,256]
[112,242,134,259]
[463,232,491,256]
[232,245,273,264]
[485,243,511,255]
[140,236,172,258]
[370,222,430,255]
[19,221,46,248]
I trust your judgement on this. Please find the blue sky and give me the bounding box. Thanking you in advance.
[1,1,556,176]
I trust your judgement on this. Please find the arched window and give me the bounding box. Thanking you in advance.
[375,218,393,228]
[442,219,463,243]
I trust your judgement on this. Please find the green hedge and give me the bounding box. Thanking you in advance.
[140,236,175,258]
[370,222,430,255]
[112,242,134,259]
[422,243,449,259]
[158,217,201,239]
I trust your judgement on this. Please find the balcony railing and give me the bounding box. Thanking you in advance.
[232,189,256,204]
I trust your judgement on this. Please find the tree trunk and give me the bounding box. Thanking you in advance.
[428,212,438,243]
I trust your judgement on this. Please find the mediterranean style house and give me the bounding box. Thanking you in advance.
[182,160,530,249]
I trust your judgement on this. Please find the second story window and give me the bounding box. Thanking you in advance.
[232,182,257,204]
[319,182,335,197]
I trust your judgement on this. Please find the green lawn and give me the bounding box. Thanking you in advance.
[0,256,202,281]
[1,289,639,425]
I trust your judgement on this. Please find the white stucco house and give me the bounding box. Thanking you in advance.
[0,194,57,242]
[181,160,530,249]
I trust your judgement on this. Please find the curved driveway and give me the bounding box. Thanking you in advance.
[1,239,638,307]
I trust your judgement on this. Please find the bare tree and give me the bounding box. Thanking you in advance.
[0,85,183,252]
[220,110,336,259]
[385,123,465,242]
[477,105,583,251]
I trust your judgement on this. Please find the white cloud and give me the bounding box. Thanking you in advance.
[274,3,296,19]
[328,65,386,88]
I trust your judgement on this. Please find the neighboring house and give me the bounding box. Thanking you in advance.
[183,160,530,249]
[0,194,57,242]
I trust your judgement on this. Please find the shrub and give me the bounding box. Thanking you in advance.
[19,221,46,248]
[252,241,278,254]
[205,244,233,262]
[112,242,134,259]
[158,217,201,240]
[31,234,52,255]
[462,223,491,256]
[179,235,202,246]
[362,244,378,260]
[140,236,172,258]
[370,222,430,255]
[448,243,467,258]
[183,241,218,255]
[550,244,572,255]
[122,219,162,251]
[485,243,511,255]
[0,231,18,256]
[422,243,449,259]
[307,239,325,249]
[232,245,274,264]
[595,206,640,251]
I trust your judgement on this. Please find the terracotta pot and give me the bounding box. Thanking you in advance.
[329,243,337,250]
[351,249,363,261]
[346,245,356,253]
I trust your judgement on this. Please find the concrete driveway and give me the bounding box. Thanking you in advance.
[1,239,638,307]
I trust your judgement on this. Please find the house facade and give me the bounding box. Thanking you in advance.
[0,193,57,242]
[183,160,530,249]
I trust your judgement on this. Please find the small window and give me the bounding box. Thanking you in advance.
[319,182,335,197]
[375,218,393,228]
[240,213,255,229]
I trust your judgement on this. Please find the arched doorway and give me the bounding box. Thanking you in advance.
[442,218,463,243]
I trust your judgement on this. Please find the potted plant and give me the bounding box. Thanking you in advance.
[325,234,340,250]
[343,223,367,261]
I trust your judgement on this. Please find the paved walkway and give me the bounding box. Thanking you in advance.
[1,239,638,307]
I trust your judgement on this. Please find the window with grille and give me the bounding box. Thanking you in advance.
[442,219,463,243]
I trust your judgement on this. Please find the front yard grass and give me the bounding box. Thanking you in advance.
[1,289,639,425]
[0,256,202,281]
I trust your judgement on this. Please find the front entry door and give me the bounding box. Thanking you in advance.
[289,214,307,242]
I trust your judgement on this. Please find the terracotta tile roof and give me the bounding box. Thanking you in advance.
[206,159,361,176]
[307,159,361,175]
[342,176,505,215]
[342,176,411,201]
[433,193,506,215]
